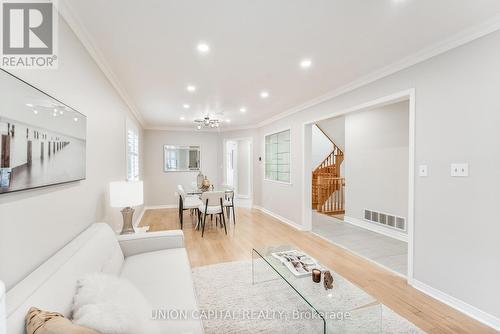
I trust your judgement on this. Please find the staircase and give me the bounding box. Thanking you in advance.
[312,129,345,215]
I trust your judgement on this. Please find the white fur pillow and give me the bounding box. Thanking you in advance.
[72,273,159,334]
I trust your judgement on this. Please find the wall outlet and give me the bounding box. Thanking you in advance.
[418,165,428,177]
[451,163,468,177]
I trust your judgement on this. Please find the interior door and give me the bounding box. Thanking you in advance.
[226,141,236,188]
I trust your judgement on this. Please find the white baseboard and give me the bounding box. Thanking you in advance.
[344,216,408,242]
[411,279,500,331]
[253,205,305,231]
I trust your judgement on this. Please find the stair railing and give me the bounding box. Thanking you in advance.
[311,125,345,214]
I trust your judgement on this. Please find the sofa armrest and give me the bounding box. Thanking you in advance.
[117,230,184,257]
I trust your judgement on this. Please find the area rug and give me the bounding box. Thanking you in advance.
[192,260,425,334]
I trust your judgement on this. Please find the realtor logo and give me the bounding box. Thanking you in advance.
[1,0,58,68]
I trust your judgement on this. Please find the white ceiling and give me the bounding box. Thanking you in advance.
[62,0,500,129]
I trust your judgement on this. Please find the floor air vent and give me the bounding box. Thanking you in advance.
[364,209,406,232]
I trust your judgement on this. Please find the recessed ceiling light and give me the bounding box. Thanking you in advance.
[59,110,64,115]
[196,42,210,54]
[225,119,231,123]
[53,108,57,112]
[186,85,196,92]
[240,107,247,113]
[180,116,185,121]
[260,91,269,99]
[183,104,190,109]
[33,110,38,114]
[73,117,78,122]
[300,58,312,69]
[26,103,33,107]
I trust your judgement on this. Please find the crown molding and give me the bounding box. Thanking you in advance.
[56,3,500,132]
[56,0,146,128]
[255,13,500,128]
[145,125,222,133]
[144,123,258,133]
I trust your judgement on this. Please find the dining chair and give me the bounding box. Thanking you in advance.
[178,184,199,199]
[177,186,202,229]
[198,191,226,237]
[223,189,236,225]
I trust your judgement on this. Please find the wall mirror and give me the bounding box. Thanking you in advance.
[163,145,201,172]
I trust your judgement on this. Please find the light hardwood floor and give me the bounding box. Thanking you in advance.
[140,207,497,334]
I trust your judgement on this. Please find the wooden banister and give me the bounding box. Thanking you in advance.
[312,124,345,214]
[316,177,345,214]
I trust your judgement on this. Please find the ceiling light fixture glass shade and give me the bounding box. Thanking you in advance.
[194,115,221,130]
[300,59,312,68]
[197,43,210,54]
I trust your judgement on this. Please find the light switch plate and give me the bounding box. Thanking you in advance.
[451,163,468,177]
[418,165,428,177]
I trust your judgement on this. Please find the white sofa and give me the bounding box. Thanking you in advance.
[6,223,204,334]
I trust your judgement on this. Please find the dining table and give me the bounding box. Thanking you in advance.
[186,185,233,196]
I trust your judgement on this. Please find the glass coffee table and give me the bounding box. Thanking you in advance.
[252,245,383,333]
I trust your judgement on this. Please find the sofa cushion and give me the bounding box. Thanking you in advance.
[72,273,159,334]
[25,307,100,334]
[120,248,203,334]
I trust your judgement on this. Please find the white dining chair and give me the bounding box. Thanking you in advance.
[177,187,202,229]
[178,184,199,199]
[222,186,236,225]
[198,191,226,237]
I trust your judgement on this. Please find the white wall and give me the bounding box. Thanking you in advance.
[317,115,345,151]
[0,18,142,289]
[344,101,409,222]
[143,130,220,206]
[236,139,251,197]
[256,30,500,321]
[311,125,333,170]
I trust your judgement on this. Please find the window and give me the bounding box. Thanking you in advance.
[127,124,139,181]
[265,129,290,183]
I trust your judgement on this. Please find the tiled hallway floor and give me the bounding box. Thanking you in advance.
[312,211,408,276]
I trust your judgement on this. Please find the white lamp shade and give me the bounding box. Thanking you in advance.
[109,181,143,208]
[0,280,5,334]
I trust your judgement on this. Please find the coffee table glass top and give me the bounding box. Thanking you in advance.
[252,245,382,333]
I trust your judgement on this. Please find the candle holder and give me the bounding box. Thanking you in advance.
[323,271,334,290]
[312,269,321,283]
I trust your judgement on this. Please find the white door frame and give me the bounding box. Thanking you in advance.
[301,88,416,281]
[225,140,237,190]
[222,136,254,203]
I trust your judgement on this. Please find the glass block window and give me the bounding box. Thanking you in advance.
[265,129,290,183]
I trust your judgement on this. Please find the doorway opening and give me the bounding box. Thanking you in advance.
[224,138,253,207]
[303,90,415,279]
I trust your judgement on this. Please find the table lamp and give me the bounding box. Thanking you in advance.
[109,180,143,235]
[0,280,5,334]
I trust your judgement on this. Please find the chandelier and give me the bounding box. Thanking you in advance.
[194,115,221,130]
